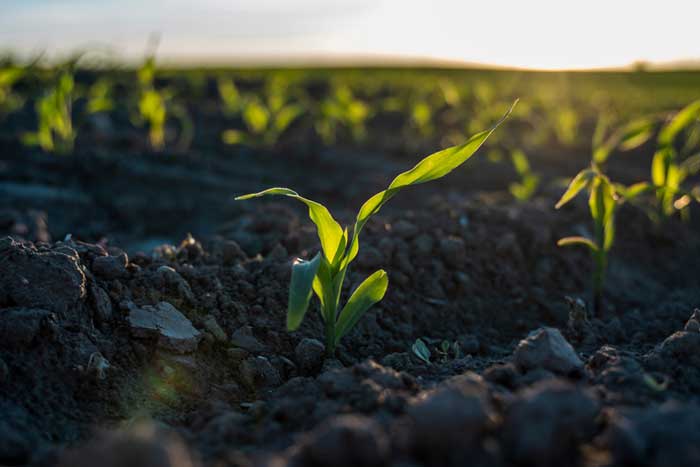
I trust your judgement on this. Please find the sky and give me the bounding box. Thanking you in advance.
[1,0,699,70]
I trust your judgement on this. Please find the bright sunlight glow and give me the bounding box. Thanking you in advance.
[1,0,699,69]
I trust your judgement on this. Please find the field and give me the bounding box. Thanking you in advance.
[2,62,700,466]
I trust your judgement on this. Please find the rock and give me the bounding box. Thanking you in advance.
[602,403,700,467]
[502,379,599,466]
[514,327,583,375]
[91,254,128,280]
[127,302,201,353]
[156,266,195,305]
[412,233,434,255]
[654,330,700,366]
[0,237,86,315]
[0,308,50,348]
[439,237,466,268]
[230,325,267,353]
[381,352,413,371]
[203,316,227,342]
[393,220,419,239]
[407,376,491,462]
[295,338,326,374]
[89,283,113,325]
[57,423,195,467]
[299,415,390,467]
[239,356,281,389]
[682,309,700,332]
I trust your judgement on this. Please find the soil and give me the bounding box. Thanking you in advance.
[2,72,700,467]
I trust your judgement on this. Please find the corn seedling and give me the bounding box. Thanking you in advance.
[649,100,700,220]
[509,149,540,201]
[236,102,516,355]
[0,65,25,117]
[222,77,303,147]
[22,68,76,154]
[314,83,370,145]
[555,165,619,315]
[135,55,167,150]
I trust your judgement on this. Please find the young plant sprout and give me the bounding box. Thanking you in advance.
[509,149,539,201]
[22,68,76,154]
[555,165,619,315]
[236,101,517,355]
[650,100,700,220]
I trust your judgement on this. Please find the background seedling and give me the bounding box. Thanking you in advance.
[236,102,516,355]
[22,66,76,154]
[508,149,540,201]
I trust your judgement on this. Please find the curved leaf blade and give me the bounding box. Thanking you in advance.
[659,100,700,147]
[557,236,598,251]
[287,253,321,331]
[342,100,518,269]
[235,187,344,262]
[555,169,595,209]
[334,270,389,345]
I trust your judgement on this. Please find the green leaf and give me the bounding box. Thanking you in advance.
[659,100,700,147]
[333,270,389,345]
[621,181,653,200]
[557,236,598,251]
[412,338,431,364]
[287,253,321,331]
[617,118,655,151]
[652,148,672,186]
[342,100,517,269]
[511,149,530,175]
[555,169,595,209]
[236,188,345,262]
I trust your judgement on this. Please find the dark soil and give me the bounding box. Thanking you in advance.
[2,73,700,467]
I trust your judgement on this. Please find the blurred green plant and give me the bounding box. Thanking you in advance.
[0,65,25,117]
[412,338,431,364]
[236,102,516,355]
[221,76,303,147]
[22,68,76,154]
[555,166,619,315]
[508,149,540,201]
[85,77,114,114]
[314,83,370,145]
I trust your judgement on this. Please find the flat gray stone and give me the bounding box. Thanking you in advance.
[128,301,201,353]
[514,327,583,375]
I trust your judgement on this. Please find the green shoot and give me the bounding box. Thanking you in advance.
[22,68,75,154]
[314,83,370,145]
[221,77,303,147]
[412,339,431,364]
[0,65,25,117]
[236,101,517,355]
[508,149,540,201]
[556,165,619,315]
[650,100,700,220]
[136,56,167,150]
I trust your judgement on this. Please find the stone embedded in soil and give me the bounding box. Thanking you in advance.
[202,315,227,342]
[294,338,326,374]
[91,253,129,280]
[127,301,201,354]
[156,265,196,305]
[602,404,700,467]
[502,379,599,466]
[0,237,86,315]
[513,327,583,375]
[230,325,267,353]
[297,414,390,467]
[239,356,281,389]
[88,283,113,326]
